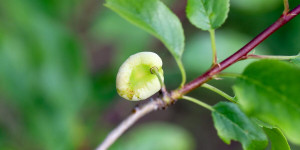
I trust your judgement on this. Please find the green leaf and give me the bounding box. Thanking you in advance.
[111,123,195,150]
[186,0,229,30]
[105,0,184,59]
[291,52,300,66]
[254,119,290,150]
[263,127,290,150]
[212,102,268,150]
[89,10,151,67]
[233,60,300,145]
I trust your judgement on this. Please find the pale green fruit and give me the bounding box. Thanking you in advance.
[116,52,164,101]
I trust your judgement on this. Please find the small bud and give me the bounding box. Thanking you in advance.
[116,52,164,101]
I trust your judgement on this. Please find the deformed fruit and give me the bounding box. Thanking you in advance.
[116,52,164,101]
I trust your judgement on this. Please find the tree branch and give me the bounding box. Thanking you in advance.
[96,98,165,150]
[177,5,300,96]
[96,5,300,150]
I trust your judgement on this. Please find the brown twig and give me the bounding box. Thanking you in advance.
[96,4,300,150]
[96,98,165,150]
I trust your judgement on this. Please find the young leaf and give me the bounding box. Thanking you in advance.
[186,0,229,30]
[105,0,185,59]
[233,60,300,145]
[263,127,291,150]
[212,102,268,150]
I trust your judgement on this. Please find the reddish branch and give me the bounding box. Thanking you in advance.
[176,5,300,96]
[97,5,300,150]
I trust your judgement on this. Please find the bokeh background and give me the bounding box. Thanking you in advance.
[0,0,300,149]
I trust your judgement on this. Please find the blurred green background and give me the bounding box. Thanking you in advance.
[0,0,299,149]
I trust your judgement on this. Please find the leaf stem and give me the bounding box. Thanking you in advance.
[283,0,290,15]
[216,73,242,79]
[209,29,218,65]
[240,54,299,60]
[176,59,186,87]
[202,83,236,103]
[182,96,214,111]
